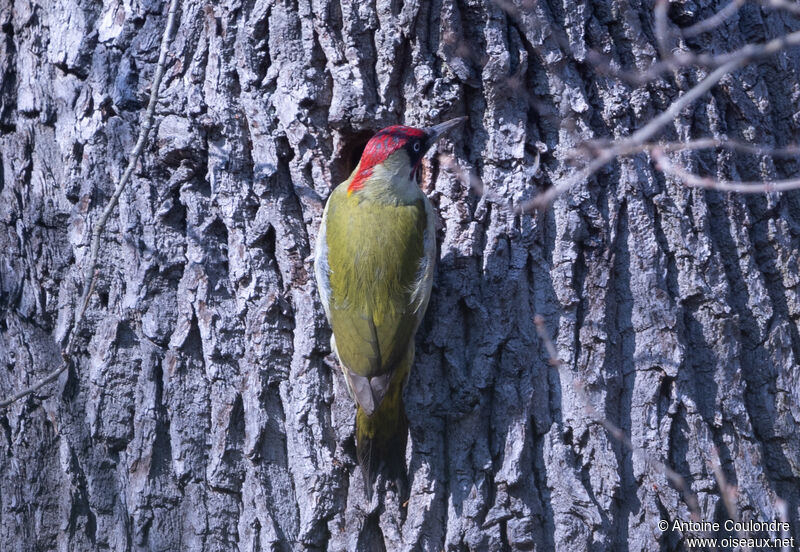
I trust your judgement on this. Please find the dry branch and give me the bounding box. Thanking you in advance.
[766,0,800,16]
[652,148,800,193]
[682,0,746,38]
[654,0,672,60]
[587,27,800,85]
[522,19,800,212]
[519,57,744,212]
[572,138,800,159]
[777,498,793,552]
[0,0,181,410]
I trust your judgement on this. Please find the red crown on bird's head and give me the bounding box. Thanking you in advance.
[348,125,426,195]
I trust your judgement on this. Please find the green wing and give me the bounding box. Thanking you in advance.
[324,186,428,414]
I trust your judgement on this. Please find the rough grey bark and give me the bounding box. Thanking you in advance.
[1,0,799,550]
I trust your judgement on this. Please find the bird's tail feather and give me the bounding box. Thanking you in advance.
[356,385,408,499]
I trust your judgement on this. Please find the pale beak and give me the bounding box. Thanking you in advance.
[423,117,468,153]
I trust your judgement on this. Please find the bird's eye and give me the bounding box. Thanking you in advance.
[413,141,421,152]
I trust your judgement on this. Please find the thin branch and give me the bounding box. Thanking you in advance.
[766,0,800,16]
[0,356,75,409]
[438,153,485,196]
[533,315,702,520]
[573,137,800,159]
[654,0,672,60]
[682,0,746,38]
[437,153,519,209]
[72,0,181,351]
[707,447,744,532]
[653,148,800,193]
[653,139,800,156]
[523,25,800,211]
[520,58,745,212]
[712,26,800,67]
[534,315,562,367]
[589,27,800,85]
[776,497,792,552]
[0,0,181,411]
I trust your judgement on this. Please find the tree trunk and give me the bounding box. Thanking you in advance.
[1,0,799,550]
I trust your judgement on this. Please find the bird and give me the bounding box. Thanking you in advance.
[314,118,466,497]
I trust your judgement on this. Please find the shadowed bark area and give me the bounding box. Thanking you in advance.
[1,0,799,550]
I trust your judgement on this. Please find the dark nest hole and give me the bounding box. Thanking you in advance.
[331,129,374,186]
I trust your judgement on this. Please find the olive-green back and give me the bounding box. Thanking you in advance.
[325,184,426,378]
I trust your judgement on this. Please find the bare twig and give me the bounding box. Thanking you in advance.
[522,24,800,211]
[776,497,792,552]
[654,0,672,59]
[585,50,689,86]
[712,27,800,66]
[682,0,746,38]
[652,148,800,193]
[520,58,744,212]
[588,28,800,85]
[533,316,562,367]
[533,315,702,520]
[572,138,800,159]
[438,153,485,196]
[0,357,78,409]
[766,0,800,16]
[707,446,748,546]
[437,153,518,209]
[0,0,181,410]
[74,0,181,347]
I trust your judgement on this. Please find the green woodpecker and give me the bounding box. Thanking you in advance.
[315,118,465,494]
